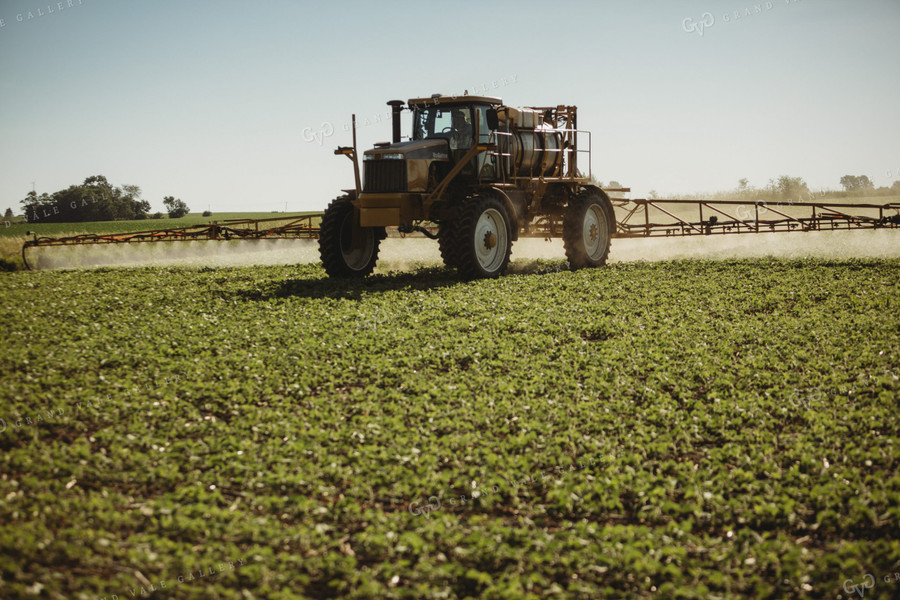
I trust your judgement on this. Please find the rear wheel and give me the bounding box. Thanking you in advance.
[563,189,614,268]
[318,195,386,278]
[451,192,513,280]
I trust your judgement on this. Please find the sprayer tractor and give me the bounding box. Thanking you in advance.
[319,94,610,280]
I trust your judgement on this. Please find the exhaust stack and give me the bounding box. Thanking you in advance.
[387,100,404,144]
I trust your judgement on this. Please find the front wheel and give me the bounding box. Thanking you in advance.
[318,195,386,278]
[563,189,614,268]
[451,193,513,280]
[438,221,461,269]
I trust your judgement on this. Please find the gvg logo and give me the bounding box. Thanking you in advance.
[736,202,766,221]
[355,307,392,332]
[843,574,875,598]
[682,12,714,36]
[684,2,784,36]
[408,496,441,517]
[535,262,569,276]
[842,571,900,598]
[734,198,800,221]
[786,385,856,411]
[301,122,334,146]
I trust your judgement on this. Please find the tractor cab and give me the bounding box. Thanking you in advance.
[410,97,498,150]
[407,95,502,182]
[361,95,502,196]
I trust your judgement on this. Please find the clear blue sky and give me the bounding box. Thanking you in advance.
[1,0,898,214]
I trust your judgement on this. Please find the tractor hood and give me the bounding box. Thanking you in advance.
[363,139,450,162]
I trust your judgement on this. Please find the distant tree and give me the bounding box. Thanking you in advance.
[151,211,164,219]
[122,185,151,217]
[163,196,190,219]
[4,208,12,219]
[605,180,626,199]
[648,190,659,199]
[202,210,212,217]
[20,176,151,223]
[892,180,900,191]
[774,175,809,201]
[840,175,874,192]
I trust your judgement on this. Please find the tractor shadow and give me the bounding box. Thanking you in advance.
[238,265,464,301]
[234,258,572,301]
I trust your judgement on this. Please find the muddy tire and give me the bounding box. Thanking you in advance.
[318,195,386,278]
[563,189,614,269]
[450,192,513,280]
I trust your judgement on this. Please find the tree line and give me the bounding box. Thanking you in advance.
[670,174,900,202]
[744,175,900,201]
[17,175,190,223]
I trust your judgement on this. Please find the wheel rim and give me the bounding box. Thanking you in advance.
[474,208,508,272]
[582,204,608,261]
[339,212,374,271]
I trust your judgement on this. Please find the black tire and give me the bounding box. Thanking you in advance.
[450,192,513,280]
[438,221,461,269]
[563,189,614,269]
[318,195,386,278]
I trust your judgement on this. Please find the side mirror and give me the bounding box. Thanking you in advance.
[486,108,499,130]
